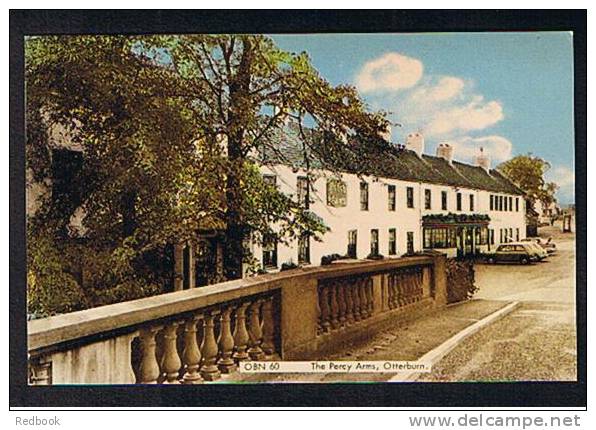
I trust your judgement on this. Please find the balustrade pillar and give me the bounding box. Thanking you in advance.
[260,297,276,356]
[138,326,162,384]
[329,284,339,329]
[182,315,202,384]
[366,279,374,315]
[337,283,347,327]
[200,312,221,381]
[247,300,265,361]
[161,321,182,384]
[319,286,331,333]
[232,303,250,361]
[344,282,354,325]
[217,307,237,373]
[352,282,361,321]
[359,279,369,318]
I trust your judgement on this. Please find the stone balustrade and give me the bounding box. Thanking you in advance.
[28,253,446,385]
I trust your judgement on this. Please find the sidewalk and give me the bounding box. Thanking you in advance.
[220,299,512,383]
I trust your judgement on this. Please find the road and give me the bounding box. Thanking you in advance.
[419,224,577,382]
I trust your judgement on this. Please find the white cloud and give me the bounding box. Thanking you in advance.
[441,135,513,164]
[546,165,575,203]
[425,96,504,137]
[409,76,465,103]
[355,53,423,93]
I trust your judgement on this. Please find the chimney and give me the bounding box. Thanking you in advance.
[436,142,454,165]
[405,132,424,157]
[475,147,491,173]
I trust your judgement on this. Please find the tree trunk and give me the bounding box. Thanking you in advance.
[223,37,253,280]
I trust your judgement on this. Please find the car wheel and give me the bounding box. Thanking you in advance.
[488,257,495,264]
[521,257,529,265]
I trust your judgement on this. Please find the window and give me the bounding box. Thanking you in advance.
[441,191,448,210]
[456,193,462,211]
[490,229,495,245]
[504,196,508,211]
[370,229,379,256]
[263,174,277,187]
[499,196,504,211]
[480,227,489,245]
[509,228,513,242]
[516,228,520,242]
[388,228,397,255]
[298,233,310,264]
[423,227,457,249]
[407,232,415,254]
[347,230,357,259]
[515,197,519,212]
[326,179,347,207]
[262,234,278,268]
[500,229,503,243]
[490,195,494,211]
[469,194,474,212]
[509,197,513,212]
[297,176,309,209]
[360,182,369,211]
[388,185,396,211]
[424,189,432,210]
[406,187,414,208]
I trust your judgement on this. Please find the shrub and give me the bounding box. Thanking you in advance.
[445,258,478,304]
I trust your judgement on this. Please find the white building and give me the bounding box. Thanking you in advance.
[252,132,526,271]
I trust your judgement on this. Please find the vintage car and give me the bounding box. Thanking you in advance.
[486,243,538,265]
[521,238,552,258]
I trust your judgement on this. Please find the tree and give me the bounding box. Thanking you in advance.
[25,35,388,315]
[497,154,558,209]
[144,34,389,279]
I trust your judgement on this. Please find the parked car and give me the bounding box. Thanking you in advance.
[520,239,549,259]
[537,237,557,254]
[486,243,538,265]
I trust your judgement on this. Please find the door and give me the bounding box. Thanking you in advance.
[347,230,358,259]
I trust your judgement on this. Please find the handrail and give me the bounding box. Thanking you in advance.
[28,256,433,353]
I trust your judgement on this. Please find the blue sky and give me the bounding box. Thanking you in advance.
[271,32,575,204]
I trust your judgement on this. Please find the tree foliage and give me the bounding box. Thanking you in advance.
[25,35,388,316]
[497,154,559,209]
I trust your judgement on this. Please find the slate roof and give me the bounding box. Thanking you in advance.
[260,125,524,196]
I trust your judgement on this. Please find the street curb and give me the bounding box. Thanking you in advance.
[388,300,520,382]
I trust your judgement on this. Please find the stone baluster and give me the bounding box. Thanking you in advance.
[392,273,399,308]
[344,281,354,325]
[260,296,276,356]
[337,282,347,327]
[247,300,265,360]
[397,272,405,306]
[29,356,51,385]
[200,312,221,381]
[364,278,375,317]
[329,283,340,329]
[138,326,162,384]
[352,281,362,321]
[161,321,182,384]
[387,275,394,309]
[359,278,369,318]
[233,302,251,361]
[217,306,237,373]
[182,315,203,384]
[318,286,331,333]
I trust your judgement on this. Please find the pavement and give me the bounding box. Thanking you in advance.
[223,223,576,383]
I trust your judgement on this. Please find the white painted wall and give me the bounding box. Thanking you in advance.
[256,164,527,270]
